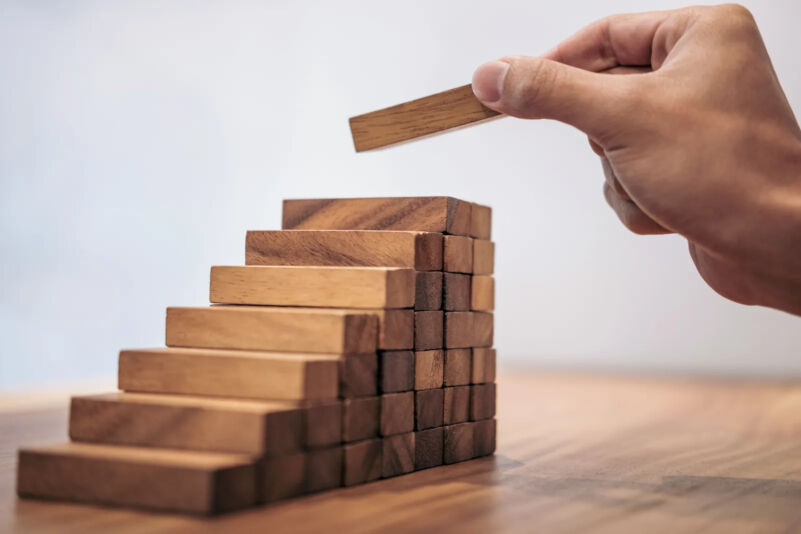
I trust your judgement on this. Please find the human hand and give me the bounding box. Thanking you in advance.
[473,4,801,315]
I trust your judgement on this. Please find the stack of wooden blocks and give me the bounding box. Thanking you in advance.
[17,196,496,515]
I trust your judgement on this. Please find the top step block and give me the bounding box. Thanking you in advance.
[282,197,490,238]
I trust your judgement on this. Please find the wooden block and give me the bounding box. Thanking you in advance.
[343,438,382,487]
[381,432,415,478]
[414,427,443,470]
[470,275,494,311]
[444,312,493,348]
[246,230,443,271]
[302,401,343,448]
[343,396,380,442]
[471,383,497,421]
[443,273,471,311]
[318,352,378,397]
[166,306,378,354]
[210,266,415,309]
[414,350,444,390]
[443,386,470,425]
[473,418,497,458]
[348,84,501,152]
[118,348,338,401]
[380,392,414,436]
[69,392,302,456]
[260,452,305,503]
[282,197,472,236]
[472,240,495,275]
[444,349,472,386]
[17,443,256,515]
[415,389,444,430]
[372,309,414,350]
[470,203,492,240]
[414,311,443,350]
[304,447,342,493]
[444,423,474,464]
[380,351,414,393]
[415,271,442,311]
[443,235,473,273]
[471,348,497,384]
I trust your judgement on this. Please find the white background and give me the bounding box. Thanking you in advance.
[2,0,800,391]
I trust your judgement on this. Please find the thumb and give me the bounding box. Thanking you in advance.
[472,57,633,140]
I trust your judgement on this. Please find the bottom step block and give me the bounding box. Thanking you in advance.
[17,443,257,515]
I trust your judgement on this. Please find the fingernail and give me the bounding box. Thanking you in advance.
[472,60,510,103]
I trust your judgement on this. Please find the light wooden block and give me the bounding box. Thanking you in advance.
[443,386,470,425]
[473,418,497,458]
[343,396,380,442]
[443,235,473,274]
[282,197,472,236]
[348,84,500,152]
[318,352,378,397]
[415,271,442,311]
[443,273,471,311]
[260,452,305,503]
[302,400,343,448]
[471,348,497,384]
[444,312,493,348]
[380,392,414,436]
[17,443,256,515]
[382,433,415,478]
[165,306,378,354]
[414,427,443,470]
[69,392,302,456]
[414,311,443,350]
[415,389,443,430]
[444,423,474,464]
[472,240,495,275]
[343,439,382,487]
[471,383,497,421]
[210,266,415,309]
[470,203,492,240]
[379,350,414,393]
[246,230,443,271]
[118,348,338,401]
[304,447,342,493]
[470,275,494,311]
[414,350,444,390]
[444,349,472,386]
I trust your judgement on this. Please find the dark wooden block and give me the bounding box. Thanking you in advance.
[414,427,444,470]
[380,392,414,436]
[415,271,442,311]
[380,351,414,393]
[414,350,444,390]
[343,438,382,486]
[444,349,471,386]
[471,348,496,384]
[338,353,378,397]
[470,383,496,421]
[415,389,444,430]
[303,400,343,448]
[342,396,380,442]
[444,423,474,464]
[443,273,470,311]
[305,446,342,493]
[414,311,443,350]
[382,432,415,478]
[444,312,493,348]
[443,386,470,425]
[443,235,473,273]
[473,418,496,458]
[260,452,305,503]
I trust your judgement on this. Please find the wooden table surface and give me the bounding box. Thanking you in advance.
[2,370,801,533]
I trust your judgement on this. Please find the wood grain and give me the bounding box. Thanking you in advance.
[260,452,305,503]
[470,203,492,240]
[210,266,415,309]
[317,353,378,398]
[443,385,470,425]
[17,442,256,515]
[379,351,414,393]
[342,396,380,443]
[471,347,496,384]
[379,392,414,436]
[414,349,444,390]
[443,423,474,464]
[414,271,442,311]
[118,348,339,401]
[304,447,342,493]
[246,230,443,271]
[444,349,472,387]
[472,240,495,275]
[444,312,493,348]
[348,84,501,152]
[472,418,496,458]
[443,236,473,274]
[414,311,443,350]
[69,393,303,456]
[381,433,415,478]
[443,273,470,311]
[282,197,472,236]
[470,383,497,421]
[414,427,443,470]
[165,306,378,354]
[470,275,494,311]
[414,389,443,431]
[343,439,382,487]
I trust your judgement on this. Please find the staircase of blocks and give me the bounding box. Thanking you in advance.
[16,196,497,515]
